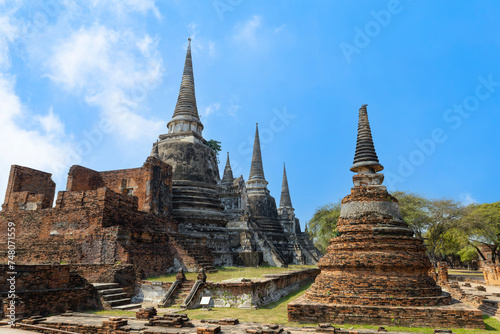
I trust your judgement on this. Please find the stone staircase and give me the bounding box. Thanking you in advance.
[93,283,142,310]
[297,232,323,262]
[256,219,298,264]
[163,280,196,307]
[170,234,216,272]
[172,186,224,211]
[478,299,500,317]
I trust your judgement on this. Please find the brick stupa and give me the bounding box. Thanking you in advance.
[288,105,484,328]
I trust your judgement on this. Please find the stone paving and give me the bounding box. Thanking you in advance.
[2,272,498,333]
[4,312,474,334]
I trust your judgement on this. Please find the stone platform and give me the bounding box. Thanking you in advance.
[8,311,484,334]
[288,295,485,329]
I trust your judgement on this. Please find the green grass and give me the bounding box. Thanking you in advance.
[146,265,317,283]
[182,283,499,333]
[449,269,485,277]
[182,281,312,324]
[85,309,136,317]
[92,266,498,333]
[88,284,499,333]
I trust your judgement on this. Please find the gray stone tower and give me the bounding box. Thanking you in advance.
[246,124,295,264]
[277,164,294,219]
[150,40,321,268]
[221,152,234,185]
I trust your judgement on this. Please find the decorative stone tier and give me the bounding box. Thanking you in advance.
[288,173,486,328]
[288,296,485,329]
[156,140,224,225]
[305,185,446,307]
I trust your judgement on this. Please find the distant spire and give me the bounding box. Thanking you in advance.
[248,123,266,182]
[173,38,198,119]
[279,163,293,209]
[222,152,234,184]
[350,104,384,173]
[167,38,203,135]
[152,140,160,158]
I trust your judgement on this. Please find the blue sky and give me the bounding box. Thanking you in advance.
[1,1,499,229]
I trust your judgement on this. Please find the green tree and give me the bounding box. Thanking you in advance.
[390,192,465,266]
[457,245,478,269]
[423,199,465,265]
[462,202,500,263]
[306,201,341,254]
[392,191,430,239]
[205,139,222,162]
[440,227,472,268]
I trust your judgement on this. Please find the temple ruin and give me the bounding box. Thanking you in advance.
[287,105,485,328]
[150,38,320,268]
[0,39,319,282]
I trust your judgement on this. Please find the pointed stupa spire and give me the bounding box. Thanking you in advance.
[167,38,204,136]
[222,152,234,184]
[279,163,293,209]
[248,123,266,182]
[350,104,384,173]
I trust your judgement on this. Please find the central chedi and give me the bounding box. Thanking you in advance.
[288,105,484,328]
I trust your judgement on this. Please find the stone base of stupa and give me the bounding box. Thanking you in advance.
[288,295,485,329]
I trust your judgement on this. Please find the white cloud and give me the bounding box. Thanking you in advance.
[45,25,164,141]
[232,16,286,50]
[233,15,262,46]
[274,24,287,34]
[87,0,161,19]
[0,5,75,195]
[228,96,241,116]
[34,107,66,138]
[202,102,221,118]
[187,23,216,59]
[0,15,19,70]
[459,193,477,206]
[0,73,75,194]
[0,1,166,201]
[208,41,216,58]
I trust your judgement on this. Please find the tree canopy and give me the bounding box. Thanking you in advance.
[305,201,341,253]
[461,202,500,263]
[306,191,500,268]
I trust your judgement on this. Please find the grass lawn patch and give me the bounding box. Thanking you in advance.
[183,283,496,333]
[85,309,136,318]
[91,266,497,334]
[146,265,317,283]
[449,269,484,277]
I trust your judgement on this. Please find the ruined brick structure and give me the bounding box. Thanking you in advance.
[0,264,99,318]
[0,157,214,280]
[2,165,55,212]
[288,105,484,328]
[0,39,318,288]
[152,39,319,267]
[482,262,500,286]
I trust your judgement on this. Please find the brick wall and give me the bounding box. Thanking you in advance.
[0,264,99,318]
[2,165,55,211]
[482,263,500,285]
[66,165,104,191]
[287,297,484,329]
[134,268,319,308]
[0,207,178,278]
[0,162,179,279]
[0,159,215,281]
[202,268,319,309]
[65,157,172,215]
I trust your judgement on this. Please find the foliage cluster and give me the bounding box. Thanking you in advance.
[206,139,222,162]
[306,191,500,268]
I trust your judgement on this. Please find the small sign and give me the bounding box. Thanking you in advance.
[200,296,214,310]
